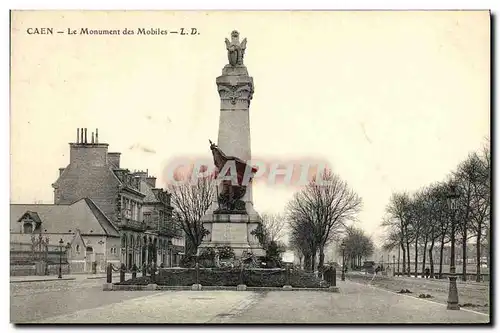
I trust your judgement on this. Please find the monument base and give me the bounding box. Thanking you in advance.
[198,213,266,258]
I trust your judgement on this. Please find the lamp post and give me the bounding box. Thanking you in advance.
[98,240,105,273]
[393,255,396,276]
[446,183,460,310]
[340,240,346,281]
[58,238,64,279]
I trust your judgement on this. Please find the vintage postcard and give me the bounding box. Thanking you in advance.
[10,10,490,324]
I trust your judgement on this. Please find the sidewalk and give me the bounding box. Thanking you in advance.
[349,270,488,286]
[10,273,133,283]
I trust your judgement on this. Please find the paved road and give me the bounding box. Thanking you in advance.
[10,278,152,323]
[216,281,489,324]
[346,272,490,314]
[12,280,489,324]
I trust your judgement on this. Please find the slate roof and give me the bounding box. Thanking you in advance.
[10,198,120,237]
[139,180,160,203]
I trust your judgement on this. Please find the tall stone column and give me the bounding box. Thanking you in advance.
[198,30,265,258]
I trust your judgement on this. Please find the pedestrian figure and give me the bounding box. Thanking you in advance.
[131,264,138,279]
[150,263,157,283]
[425,267,430,279]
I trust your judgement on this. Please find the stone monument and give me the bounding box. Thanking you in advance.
[197,30,266,258]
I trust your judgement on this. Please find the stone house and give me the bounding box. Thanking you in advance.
[10,198,121,274]
[10,128,184,274]
[52,128,184,269]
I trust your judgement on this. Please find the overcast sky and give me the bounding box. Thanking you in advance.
[11,11,490,244]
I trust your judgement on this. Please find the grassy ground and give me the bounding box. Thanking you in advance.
[346,272,490,314]
[386,263,489,274]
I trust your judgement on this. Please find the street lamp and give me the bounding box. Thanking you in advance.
[340,240,346,281]
[58,238,64,279]
[393,255,396,276]
[446,183,460,310]
[97,240,104,274]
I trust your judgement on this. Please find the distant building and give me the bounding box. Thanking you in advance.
[10,128,184,275]
[10,198,121,274]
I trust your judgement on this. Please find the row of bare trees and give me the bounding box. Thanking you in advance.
[287,170,363,272]
[382,144,490,281]
[340,226,375,269]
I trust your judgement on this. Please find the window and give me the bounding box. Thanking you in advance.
[76,245,80,253]
[23,223,33,234]
[144,212,151,223]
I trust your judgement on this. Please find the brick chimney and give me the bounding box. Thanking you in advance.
[145,176,156,187]
[59,168,65,176]
[70,128,109,167]
[133,171,148,180]
[107,152,121,168]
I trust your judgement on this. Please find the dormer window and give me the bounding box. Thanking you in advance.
[17,211,42,234]
[23,222,33,234]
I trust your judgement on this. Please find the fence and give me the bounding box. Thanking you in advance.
[10,263,71,276]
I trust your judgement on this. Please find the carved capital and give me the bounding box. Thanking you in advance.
[218,83,254,106]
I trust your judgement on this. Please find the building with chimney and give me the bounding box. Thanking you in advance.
[10,128,184,275]
[52,128,185,269]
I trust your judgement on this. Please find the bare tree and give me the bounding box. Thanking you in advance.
[286,170,362,272]
[468,146,490,281]
[288,217,316,271]
[260,212,287,244]
[341,226,374,268]
[168,176,216,256]
[454,152,485,281]
[425,183,449,278]
[381,228,402,273]
[382,192,413,276]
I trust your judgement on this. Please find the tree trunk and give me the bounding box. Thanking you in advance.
[318,246,325,273]
[400,243,405,274]
[487,226,490,271]
[421,238,428,278]
[429,239,435,278]
[476,226,481,282]
[304,254,312,272]
[398,245,401,273]
[438,235,445,278]
[414,237,419,278]
[406,241,411,276]
[462,228,467,281]
[311,249,317,272]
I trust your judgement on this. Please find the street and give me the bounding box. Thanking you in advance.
[346,272,490,314]
[11,278,489,324]
[10,276,146,323]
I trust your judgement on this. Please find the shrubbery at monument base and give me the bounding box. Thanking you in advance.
[116,268,328,288]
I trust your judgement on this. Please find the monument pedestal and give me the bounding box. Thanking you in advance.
[198,213,265,257]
